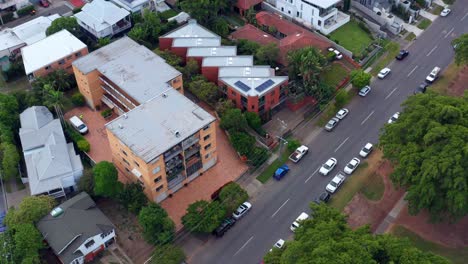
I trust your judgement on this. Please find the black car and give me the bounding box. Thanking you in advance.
[395,50,409,60]
[212,217,236,237]
[414,83,428,94]
[313,192,331,204]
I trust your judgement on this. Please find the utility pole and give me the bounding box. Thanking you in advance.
[277,118,288,157]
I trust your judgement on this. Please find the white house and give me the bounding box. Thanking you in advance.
[75,0,131,39]
[37,192,116,264]
[19,106,83,198]
[268,0,350,34]
[109,0,153,13]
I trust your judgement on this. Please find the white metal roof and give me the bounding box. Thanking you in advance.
[21,30,87,74]
[187,46,237,57]
[162,19,219,39]
[202,56,254,67]
[13,14,60,45]
[172,37,221,48]
[75,0,130,33]
[219,76,288,97]
[218,66,273,78]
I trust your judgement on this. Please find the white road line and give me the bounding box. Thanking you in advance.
[334,137,349,153]
[361,110,375,125]
[385,87,398,100]
[461,12,468,21]
[407,66,418,77]
[305,168,320,183]
[444,28,454,38]
[271,199,290,218]
[233,236,254,256]
[426,45,438,57]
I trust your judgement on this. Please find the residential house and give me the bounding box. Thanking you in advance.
[19,106,83,198]
[72,36,183,113]
[266,0,350,34]
[21,29,88,80]
[75,0,131,39]
[37,192,116,264]
[109,0,153,13]
[106,88,217,203]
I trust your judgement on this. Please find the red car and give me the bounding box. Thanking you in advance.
[39,0,50,7]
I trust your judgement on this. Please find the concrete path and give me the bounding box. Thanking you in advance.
[403,23,424,37]
[419,10,438,21]
[434,0,448,7]
[374,192,407,234]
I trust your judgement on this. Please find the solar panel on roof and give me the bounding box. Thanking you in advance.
[234,81,251,92]
[255,79,275,93]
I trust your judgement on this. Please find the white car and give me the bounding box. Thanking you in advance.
[335,108,349,120]
[440,9,451,17]
[326,173,346,193]
[232,202,252,220]
[325,117,339,131]
[387,112,400,124]
[378,68,391,79]
[270,239,285,251]
[359,86,371,97]
[359,143,373,158]
[290,212,309,232]
[344,157,361,175]
[319,157,337,176]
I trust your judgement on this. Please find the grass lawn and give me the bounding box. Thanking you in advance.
[0,75,30,93]
[370,41,400,76]
[391,225,468,264]
[321,63,348,88]
[430,62,462,95]
[329,151,383,210]
[442,0,455,4]
[159,9,179,20]
[256,150,290,183]
[359,172,385,201]
[430,4,444,15]
[417,18,432,30]
[405,32,416,41]
[329,20,373,57]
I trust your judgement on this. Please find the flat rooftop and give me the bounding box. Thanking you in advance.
[162,19,219,39]
[218,66,273,78]
[73,37,181,104]
[302,0,340,9]
[172,37,221,48]
[202,56,253,67]
[187,46,237,57]
[106,88,216,163]
[219,76,288,97]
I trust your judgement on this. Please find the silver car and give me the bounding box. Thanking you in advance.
[359,86,371,97]
[232,202,252,220]
[325,117,339,131]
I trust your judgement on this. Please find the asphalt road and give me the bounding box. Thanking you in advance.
[191,2,468,263]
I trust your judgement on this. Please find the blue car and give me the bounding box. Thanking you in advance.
[273,165,290,181]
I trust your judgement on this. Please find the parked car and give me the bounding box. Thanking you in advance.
[440,8,451,17]
[69,116,88,134]
[359,143,373,158]
[273,165,290,181]
[327,47,343,59]
[325,117,339,131]
[388,112,400,124]
[39,0,50,7]
[414,83,428,94]
[335,108,349,120]
[344,157,360,175]
[288,145,309,163]
[212,217,236,237]
[426,66,440,83]
[232,202,252,220]
[290,212,309,232]
[313,192,331,204]
[326,173,346,193]
[319,157,337,176]
[270,239,285,251]
[359,86,371,97]
[377,68,391,79]
[395,50,409,60]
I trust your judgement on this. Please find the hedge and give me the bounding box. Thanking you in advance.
[17,5,35,17]
[77,140,90,152]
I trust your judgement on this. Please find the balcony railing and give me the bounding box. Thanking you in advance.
[165,155,183,170]
[184,145,200,159]
[100,77,137,110]
[182,135,199,150]
[112,19,131,35]
[186,160,203,177]
[164,145,182,160]
[168,173,185,189]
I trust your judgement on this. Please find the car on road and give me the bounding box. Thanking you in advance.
[39,0,50,7]
[414,83,428,94]
[359,85,371,97]
[335,108,349,120]
[388,112,400,124]
[326,173,346,193]
[426,66,440,83]
[232,202,252,220]
[290,212,309,232]
[313,192,331,204]
[359,143,373,158]
[213,217,236,237]
[270,239,285,251]
[377,68,391,79]
[395,50,409,60]
[325,117,339,131]
[319,157,337,176]
[344,157,360,175]
[440,8,451,17]
[273,165,290,181]
[289,145,309,163]
[327,47,343,59]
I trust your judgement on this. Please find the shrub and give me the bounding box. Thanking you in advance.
[77,139,90,152]
[287,139,301,152]
[248,147,269,167]
[334,89,350,108]
[17,5,35,17]
[327,51,337,61]
[71,93,85,106]
[1,13,15,23]
[101,109,113,118]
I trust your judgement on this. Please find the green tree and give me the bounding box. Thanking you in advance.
[380,93,468,220]
[154,48,183,67]
[286,139,301,152]
[220,108,247,132]
[138,203,175,245]
[5,195,56,227]
[97,37,111,48]
[42,84,64,109]
[181,59,200,82]
[150,244,186,264]
[287,47,327,86]
[334,89,350,108]
[255,43,279,65]
[179,0,233,25]
[351,69,372,88]
[215,99,235,117]
[1,143,20,181]
[119,183,148,214]
[237,39,260,55]
[71,92,85,106]
[219,182,248,214]
[452,34,468,65]
[78,169,94,196]
[0,93,19,131]
[46,16,81,37]
[230,132,255,156]
[93,161,123,198]
[12,223,43,263]
[244,111,262,131]
[182,200,226,233]
[245,7,257,25]
[128,25,149,46]
[212,18,229,37]
[187,78,219,105]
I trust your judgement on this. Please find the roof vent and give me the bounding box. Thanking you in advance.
[50,207,64,217]
[123,114,128,119]
[118,124,124,129]
[162,93,168,98]
[175,131,180,138]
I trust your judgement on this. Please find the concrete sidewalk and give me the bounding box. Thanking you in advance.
[374,192,407,234]
[419,9,438,22]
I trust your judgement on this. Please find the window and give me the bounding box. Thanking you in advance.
[152,166,161,174]
[203,134,210,141]
[122,158,130,165]
[67,55,73,60]
[138,179,144,186]
[134,161,140,167]
[121,150,127,156]
[84,240,95,248]
[251,105,255,110]
[100,230,113,238]
[44,65,51,70]
[203,125,210,131]
[125,168,130,173]
[231,90,236,96]
[205,152,211,159]
[288,10,291,14]
[204,144,212,150]
[75,51,82,57]
[281,7,284,11]
[154,176,162,183]
[58,59,65,65]
[156,185,163,192]
[297,11,300,17]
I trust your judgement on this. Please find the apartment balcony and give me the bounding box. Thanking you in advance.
[182,134,199,150]
[168,173,185,189]
[186,159,203,177]
[100,77,137,111]
[164,145,182,160]
[111,18,132,35]
[319,7,337,18]
[165,154,183,170]
[184,144,200,159]
[101,95,126,115]
[321,11,350,35]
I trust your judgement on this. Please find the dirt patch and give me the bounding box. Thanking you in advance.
[446,65,468,96]
[97,198,153,264]
[344,160,405,232]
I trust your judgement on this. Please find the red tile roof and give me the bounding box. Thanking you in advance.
[230,24,279,46]
[236,0,263,10]
[256,11,304,36]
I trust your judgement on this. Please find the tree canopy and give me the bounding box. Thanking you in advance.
[255,43,280,65]
[150,244,186,264]
[287,47,327,86]
[5,195,56,227]
[380,92,468,220]
[452,33,468,65]
[187,77,219,105]
[350,69,372,88]
[264,203,450,264]
[182,200,226,233]
[93,161,123,198]
[138,203,175,245]
[220,108,248,132]
[46,16,81,37]
[118,183,148,214]
[219,182,248,214]
[178,0,234,25]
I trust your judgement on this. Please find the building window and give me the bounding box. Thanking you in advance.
[122,158,130,166]
[156,185,163,192]
[125,168,130,173]
[297,11,300,17]
[121,150,127,156]
[203,134,210,141]
[138,179,144,186]
[204,144,211,150]
[251,105,255,110]
[205,152,211,159]
[288,10,291,14]
[231,90,236,96]
[281,7,284,11]
[203,125,210,131]
[154,176,162,183]
[100,230,113,238]
[152,166,161,174]
[75,51,82,57]
[58,59,65,65]
[85,240,95,248]
[134,161,140,167]
[44,65,51,70]
[67,55,73,60]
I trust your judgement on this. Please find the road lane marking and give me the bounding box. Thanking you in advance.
[334,137,349,153]
[385,87,398,100]
[361,110,375,125]
[426,45,438,56]
[233,236,254,256]
[444,27,454,38]
[271,199,290,218]
[305,167,320,183]
[461,12,468,21]
[407,66,418,77]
